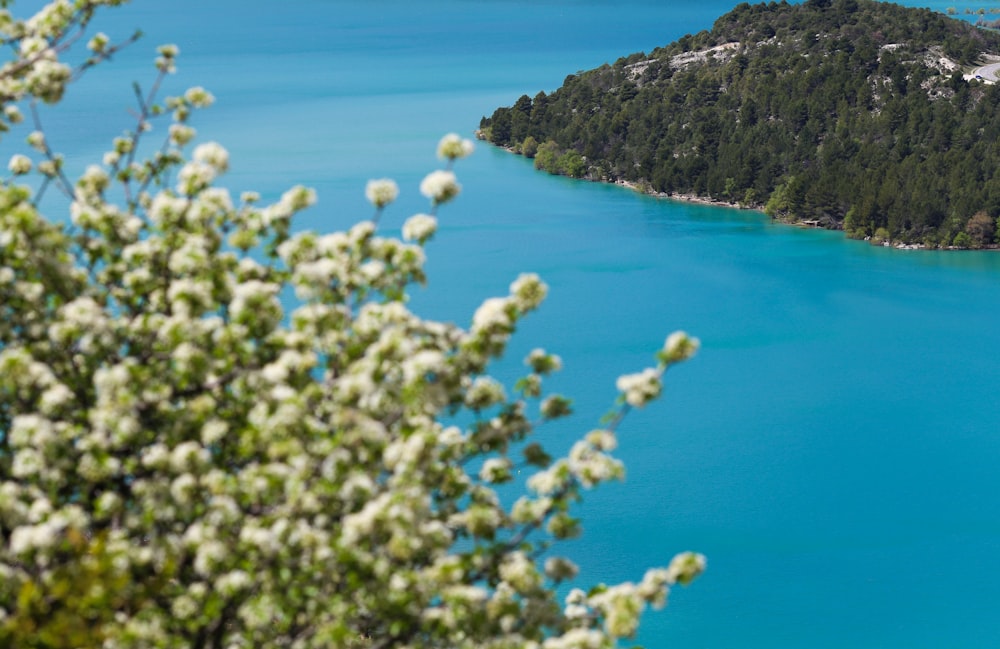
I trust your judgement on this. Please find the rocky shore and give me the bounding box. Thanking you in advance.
[614,180,755,211]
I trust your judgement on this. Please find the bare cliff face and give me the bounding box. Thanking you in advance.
[629,37,988,101]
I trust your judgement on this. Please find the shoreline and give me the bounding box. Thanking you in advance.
[482,138,994,252]
[610,179,985,251]
[613,179,756,211]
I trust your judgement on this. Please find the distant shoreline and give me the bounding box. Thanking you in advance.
[487,138,755,212]
[611,178,938,250]
[485,138,994,251]
[612,179,755,211]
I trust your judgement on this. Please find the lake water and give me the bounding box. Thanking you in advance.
[11,1,1000,646]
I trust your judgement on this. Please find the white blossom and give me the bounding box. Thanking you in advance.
[568,440,623,487]
[420,169,460,205]
[171,595,199,620]
[38,383,73,414]
[585,429,617,451]
[564,602,589,620]
[437,132,475,160]
[9,520,60,556]
[193,540,227,576]
[11,448,43,478]
[365,178,399,208]
[479,457,512,483]
[19,36,50,58]
[149,192,189,225]
[184,85,215,107]
[511,496,552,524]
[170,441,210,473]
[465,376,506,409]
[472,296,513,331]
[401,213,437,243]
[4,105,23,124]
[26,130,45,152]
[543,628,611,649]
[667,551,707,586]
[527,462,570,496]
[7,154,31,175]
[0,47,703,645]
[8,414,56,449]
[499,551,542,593]
[527,348,562,374]
[216,570,253,597]
[510,272,548,311]
[662,330,700,363]
[177,160,217,194]
[87,32,109,53]
[169,473,198,504]
[193,141,229,172]
[615,367,662,407]
[401,349,447,385]
[229,279,280,319]
[589,583,643,637]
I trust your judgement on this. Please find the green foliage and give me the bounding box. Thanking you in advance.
[952,230,974,248]
[529,140,587,178]
[843,208,868,239]
[557,150,586,178]
[534,139,560,173]
[521,135,539,158]
[481,0,1000,246]
[763,181,792,220]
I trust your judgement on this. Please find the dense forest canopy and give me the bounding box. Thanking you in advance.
[480,0,1000,248]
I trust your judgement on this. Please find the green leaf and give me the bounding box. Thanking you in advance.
[523,442,552,468]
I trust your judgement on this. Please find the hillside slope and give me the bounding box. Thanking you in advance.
[480,0,1000,248]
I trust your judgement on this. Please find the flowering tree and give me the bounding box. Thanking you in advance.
[0,2,704,648]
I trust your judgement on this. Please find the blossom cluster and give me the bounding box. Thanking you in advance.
[437,132,475,161]
[0,3,702,648]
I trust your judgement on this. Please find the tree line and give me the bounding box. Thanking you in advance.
[481,0,1000,247]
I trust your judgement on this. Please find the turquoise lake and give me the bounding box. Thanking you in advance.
[12,0,1000,646]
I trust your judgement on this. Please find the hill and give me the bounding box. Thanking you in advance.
[479,0,1000,248]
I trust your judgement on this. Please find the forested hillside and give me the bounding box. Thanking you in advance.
[480,0,1000,247]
